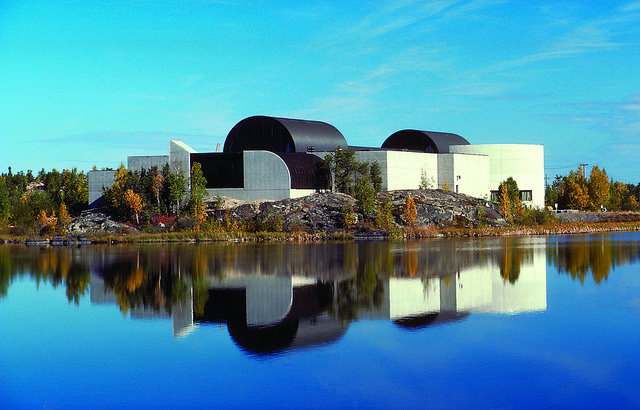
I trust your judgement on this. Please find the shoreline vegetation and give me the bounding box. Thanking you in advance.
[2,160,640,245]
[2,216,640,245]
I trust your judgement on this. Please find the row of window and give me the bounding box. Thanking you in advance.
[490,190,532,202]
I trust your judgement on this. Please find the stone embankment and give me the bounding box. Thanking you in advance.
[553,210,640,224]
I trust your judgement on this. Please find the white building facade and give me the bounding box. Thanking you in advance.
[88,116,545,209]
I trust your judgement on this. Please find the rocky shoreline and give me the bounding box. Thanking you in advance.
[4,190,640,245]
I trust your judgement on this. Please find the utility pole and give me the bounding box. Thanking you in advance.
[579,163,589,179]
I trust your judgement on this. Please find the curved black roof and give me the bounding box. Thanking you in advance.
[381,129,469,153]
[275,153,330,190]
[224,116,347,153]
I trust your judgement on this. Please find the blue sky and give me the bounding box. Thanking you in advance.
[1,1,639,182]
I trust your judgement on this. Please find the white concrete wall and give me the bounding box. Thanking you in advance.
[436,153,490,199]
[88,170,116,208]
[127,155,168,172]
[450,144,545,208]
[437,154,454,191]
[206,150,294,201]
[244,151,290,191]
[385,151,438,191]
[351,151,439,191]
[169,140,196,182]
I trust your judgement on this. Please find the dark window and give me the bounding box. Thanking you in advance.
[190,153,243,189]
[490,190,499,202]
[519,190,532,201]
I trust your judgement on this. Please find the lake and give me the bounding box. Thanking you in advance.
[1,233,640,409]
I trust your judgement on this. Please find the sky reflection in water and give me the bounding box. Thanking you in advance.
[1,234,640,408]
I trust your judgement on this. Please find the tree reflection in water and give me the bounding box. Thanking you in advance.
[547,234,640,285]
[0,245,89,304]
[2,235,640,354]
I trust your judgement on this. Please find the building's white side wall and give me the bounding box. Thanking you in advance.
[436,153,490,198]
[318,150,439,191]
[450,144,545,208]
[437,154,454,191]
[385,151,438,191]
[88,170,116,207]
[244,151,290,191]
[206,150,294,201]
[127,155,168,172]
[169,140,196,181]
[352,151,390,190]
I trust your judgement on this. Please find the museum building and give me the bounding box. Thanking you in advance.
[88,115,545,208]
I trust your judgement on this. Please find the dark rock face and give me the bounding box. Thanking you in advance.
[208,190,506,232]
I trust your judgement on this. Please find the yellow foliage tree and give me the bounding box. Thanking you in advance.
[587,165,610,211]
[124,189,144,224]
[152,173,164,208]
[37,210,57,235]
[58,202,72,234]
[108,163,129,210]
[499,184,512,222]
[403,195,417,227]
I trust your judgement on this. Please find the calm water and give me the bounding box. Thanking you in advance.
[1,233,640,409]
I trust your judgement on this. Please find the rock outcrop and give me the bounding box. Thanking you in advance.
[207,189,507,232]
[68,210,140,235]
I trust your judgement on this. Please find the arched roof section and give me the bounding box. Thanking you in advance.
[381,130,469,153]
[224,116,347,154]
[275,153,330,190]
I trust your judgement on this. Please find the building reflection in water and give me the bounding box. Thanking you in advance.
[87,237,548,355]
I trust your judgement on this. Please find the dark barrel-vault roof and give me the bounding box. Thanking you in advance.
[381,130,470,153]
[224,116,348,153]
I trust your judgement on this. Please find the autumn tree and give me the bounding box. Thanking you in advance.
[124,189,144,224]
[152,172,164,209]
[37,210,57,235]
[499,184,512,222]
[564,169,589,210]
[403,195,417,227]
[587,165,609,211]
[497,177,521,221]
[58,202,72,234]
[103,163,130,217]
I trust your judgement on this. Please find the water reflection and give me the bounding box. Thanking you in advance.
[547,233,640,285]
[1,234,638,355]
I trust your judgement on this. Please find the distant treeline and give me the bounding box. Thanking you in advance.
[546,165,640,211]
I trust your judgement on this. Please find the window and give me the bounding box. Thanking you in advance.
[490,190,499,202]
[519,190,532,201]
